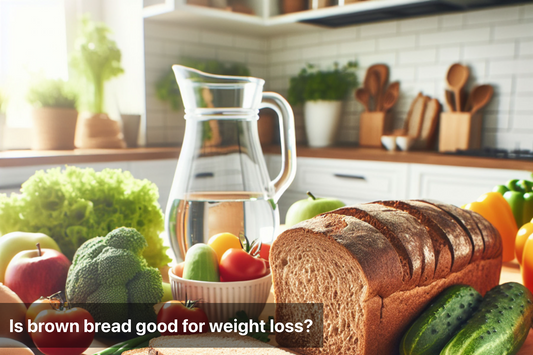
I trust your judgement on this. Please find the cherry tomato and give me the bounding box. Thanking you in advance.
[208,233,242,262]
[31,307,94,355]
[219,248,268,282]
[172,262,185,278]
[26,297,61,323]
[157,300,209,335]
[516,222,533,264]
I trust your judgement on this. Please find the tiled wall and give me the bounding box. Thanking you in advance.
[144,3,533,149]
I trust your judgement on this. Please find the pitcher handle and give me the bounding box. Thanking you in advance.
[260,92,297,203]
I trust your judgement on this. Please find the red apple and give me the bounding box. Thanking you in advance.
[4,244,71,304]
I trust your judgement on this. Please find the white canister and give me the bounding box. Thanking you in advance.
[304,100,343,148]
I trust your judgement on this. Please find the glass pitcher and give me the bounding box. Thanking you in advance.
[165,65,297,262]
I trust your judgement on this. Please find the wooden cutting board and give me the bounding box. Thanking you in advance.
[82,262,533,354]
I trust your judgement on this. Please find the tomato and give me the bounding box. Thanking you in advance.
[157,300,209,335]
[219,248,268,282]
[172,262,185,278]
[26,297,61,323]
[516,222,533,264]
[259,243,270,262]
[31,306,94,355]
[522,234,533,293]
[207,233,242,262]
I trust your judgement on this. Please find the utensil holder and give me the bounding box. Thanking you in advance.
[438,112,482,152]
[359,111,393,147]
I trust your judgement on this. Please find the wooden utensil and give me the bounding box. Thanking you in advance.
[417,98,441,149]
[367,71,381,111]
[382,81,400,112]
[404,93,428,138]
[446,63,469,112]
[444,90,455,112]
[355,88,371,112]
[371,64,389,111]
[469,84,494,115]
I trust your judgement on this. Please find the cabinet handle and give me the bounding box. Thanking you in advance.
[334,173,366,181]
[195,172,214,178]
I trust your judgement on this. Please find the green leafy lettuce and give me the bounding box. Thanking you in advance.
[0,167,171,268]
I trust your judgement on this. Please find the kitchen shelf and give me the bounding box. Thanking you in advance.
[143,0,533,34]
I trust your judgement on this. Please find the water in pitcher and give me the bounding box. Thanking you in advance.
[167,192,279,262]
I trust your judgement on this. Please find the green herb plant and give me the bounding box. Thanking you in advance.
[0,166,171,268]
[26,78,77,109]
[155,58,250,111]
[70,15,124,113]
[287,61,358,106]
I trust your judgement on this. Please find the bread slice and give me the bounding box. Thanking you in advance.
[148,333,294,354]
[271,201,502,355]
[416,199,485,262]
[327,204,435,288]
[465,209,503,259]
[123,349,150,355]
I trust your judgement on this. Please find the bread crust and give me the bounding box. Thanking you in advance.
[464,209,503,259]
[416,200,485,262]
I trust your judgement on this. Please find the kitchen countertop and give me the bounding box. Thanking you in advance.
[1,146,533,171]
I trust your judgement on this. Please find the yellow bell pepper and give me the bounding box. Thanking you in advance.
[463,192,518,262]
[516,221,533,264]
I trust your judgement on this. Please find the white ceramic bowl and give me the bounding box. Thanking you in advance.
[381,135,397,151]
[169,269,272,322]
[396,135,415,151]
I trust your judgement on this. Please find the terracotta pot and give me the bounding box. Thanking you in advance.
[282,0,306,13]
[75,112,126,149]
[31,107,78,150]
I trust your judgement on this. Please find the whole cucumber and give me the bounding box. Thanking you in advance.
[182,243,220,282]
[400,285,482,355]
[441,282,533,355]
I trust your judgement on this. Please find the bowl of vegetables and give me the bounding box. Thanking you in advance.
[168,232,272,322]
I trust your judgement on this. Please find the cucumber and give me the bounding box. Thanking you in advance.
[441,282,533,355]
[400,285,482,355]
[182,243,220,282]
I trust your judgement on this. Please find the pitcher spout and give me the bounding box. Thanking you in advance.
[172,65,265,114]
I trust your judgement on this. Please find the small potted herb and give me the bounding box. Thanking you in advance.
[70,15,125,148]
[26,78,78,150]
[288,62,358,147]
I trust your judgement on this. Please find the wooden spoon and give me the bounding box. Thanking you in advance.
[367,71,381,111]
[369,64,389,111]
[469,84,494,115]
[446,64,469,112]
[382,82,400,112]
[355,88,371,112]
[444,90,455,112]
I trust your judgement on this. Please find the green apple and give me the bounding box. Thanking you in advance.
[0,232,61,283]
[285,191,345,227]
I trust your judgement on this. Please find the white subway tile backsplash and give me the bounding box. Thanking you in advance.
[233,36,264,50]
[360,21,398,37]
[286,32,323,48]
[400,17,439,33]
[301,44,339,60]
[494,23,533,40]
[391,67,416,82]
[162,41,181,58]
[519,40,533,56]
[486,77,513,95]
[182,44,217,59]
[320,27,359,43]
[145,22,200,43]
[437,46,461,63]
[357,52,397,67]
[516,77,533,94]
[147,112,165,128]
[465,7,520,25]
[420,27,490,46]
[467,61,487,80]
[270,48,302,64]
[378,35,416,51]
[513,96,533,113]
[399,49,437,65]
[512,114,533,130]
[284,63,303,77]
[268,37,285,50]
[339,39,376,55]
[200,31,233,47]
[417,64,449,81]
[464,43,515,60]
[484,112,509,129]
[246,52,268,65]
[440,13,464,28]
[485,95,511,113]
[525,4,533,19]
[144,39,163,54]
[489,59,533,75]
[218,48,247,63]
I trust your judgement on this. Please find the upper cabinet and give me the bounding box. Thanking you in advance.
[142,0,533,35]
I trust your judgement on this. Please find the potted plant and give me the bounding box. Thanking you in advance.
[26,78,78,150]
[70,15,125,149]
[288,62,358,147]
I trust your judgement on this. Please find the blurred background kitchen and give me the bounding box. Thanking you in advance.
[0,0,532,221]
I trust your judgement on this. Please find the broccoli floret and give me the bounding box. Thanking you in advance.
[66,227,164,327]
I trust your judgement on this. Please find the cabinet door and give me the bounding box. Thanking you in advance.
[408,164,532,206]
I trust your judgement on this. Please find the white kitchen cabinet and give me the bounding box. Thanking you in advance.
[267,155,533,223]
[407,164,532,206]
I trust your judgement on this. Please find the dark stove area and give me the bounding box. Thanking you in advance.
[444,148,533,161]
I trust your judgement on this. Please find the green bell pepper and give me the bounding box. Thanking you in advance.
[494,179,533,227]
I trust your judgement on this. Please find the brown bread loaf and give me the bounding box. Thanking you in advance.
[271,201,502,355]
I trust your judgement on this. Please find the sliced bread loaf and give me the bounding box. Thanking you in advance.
[271,201,502,355]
